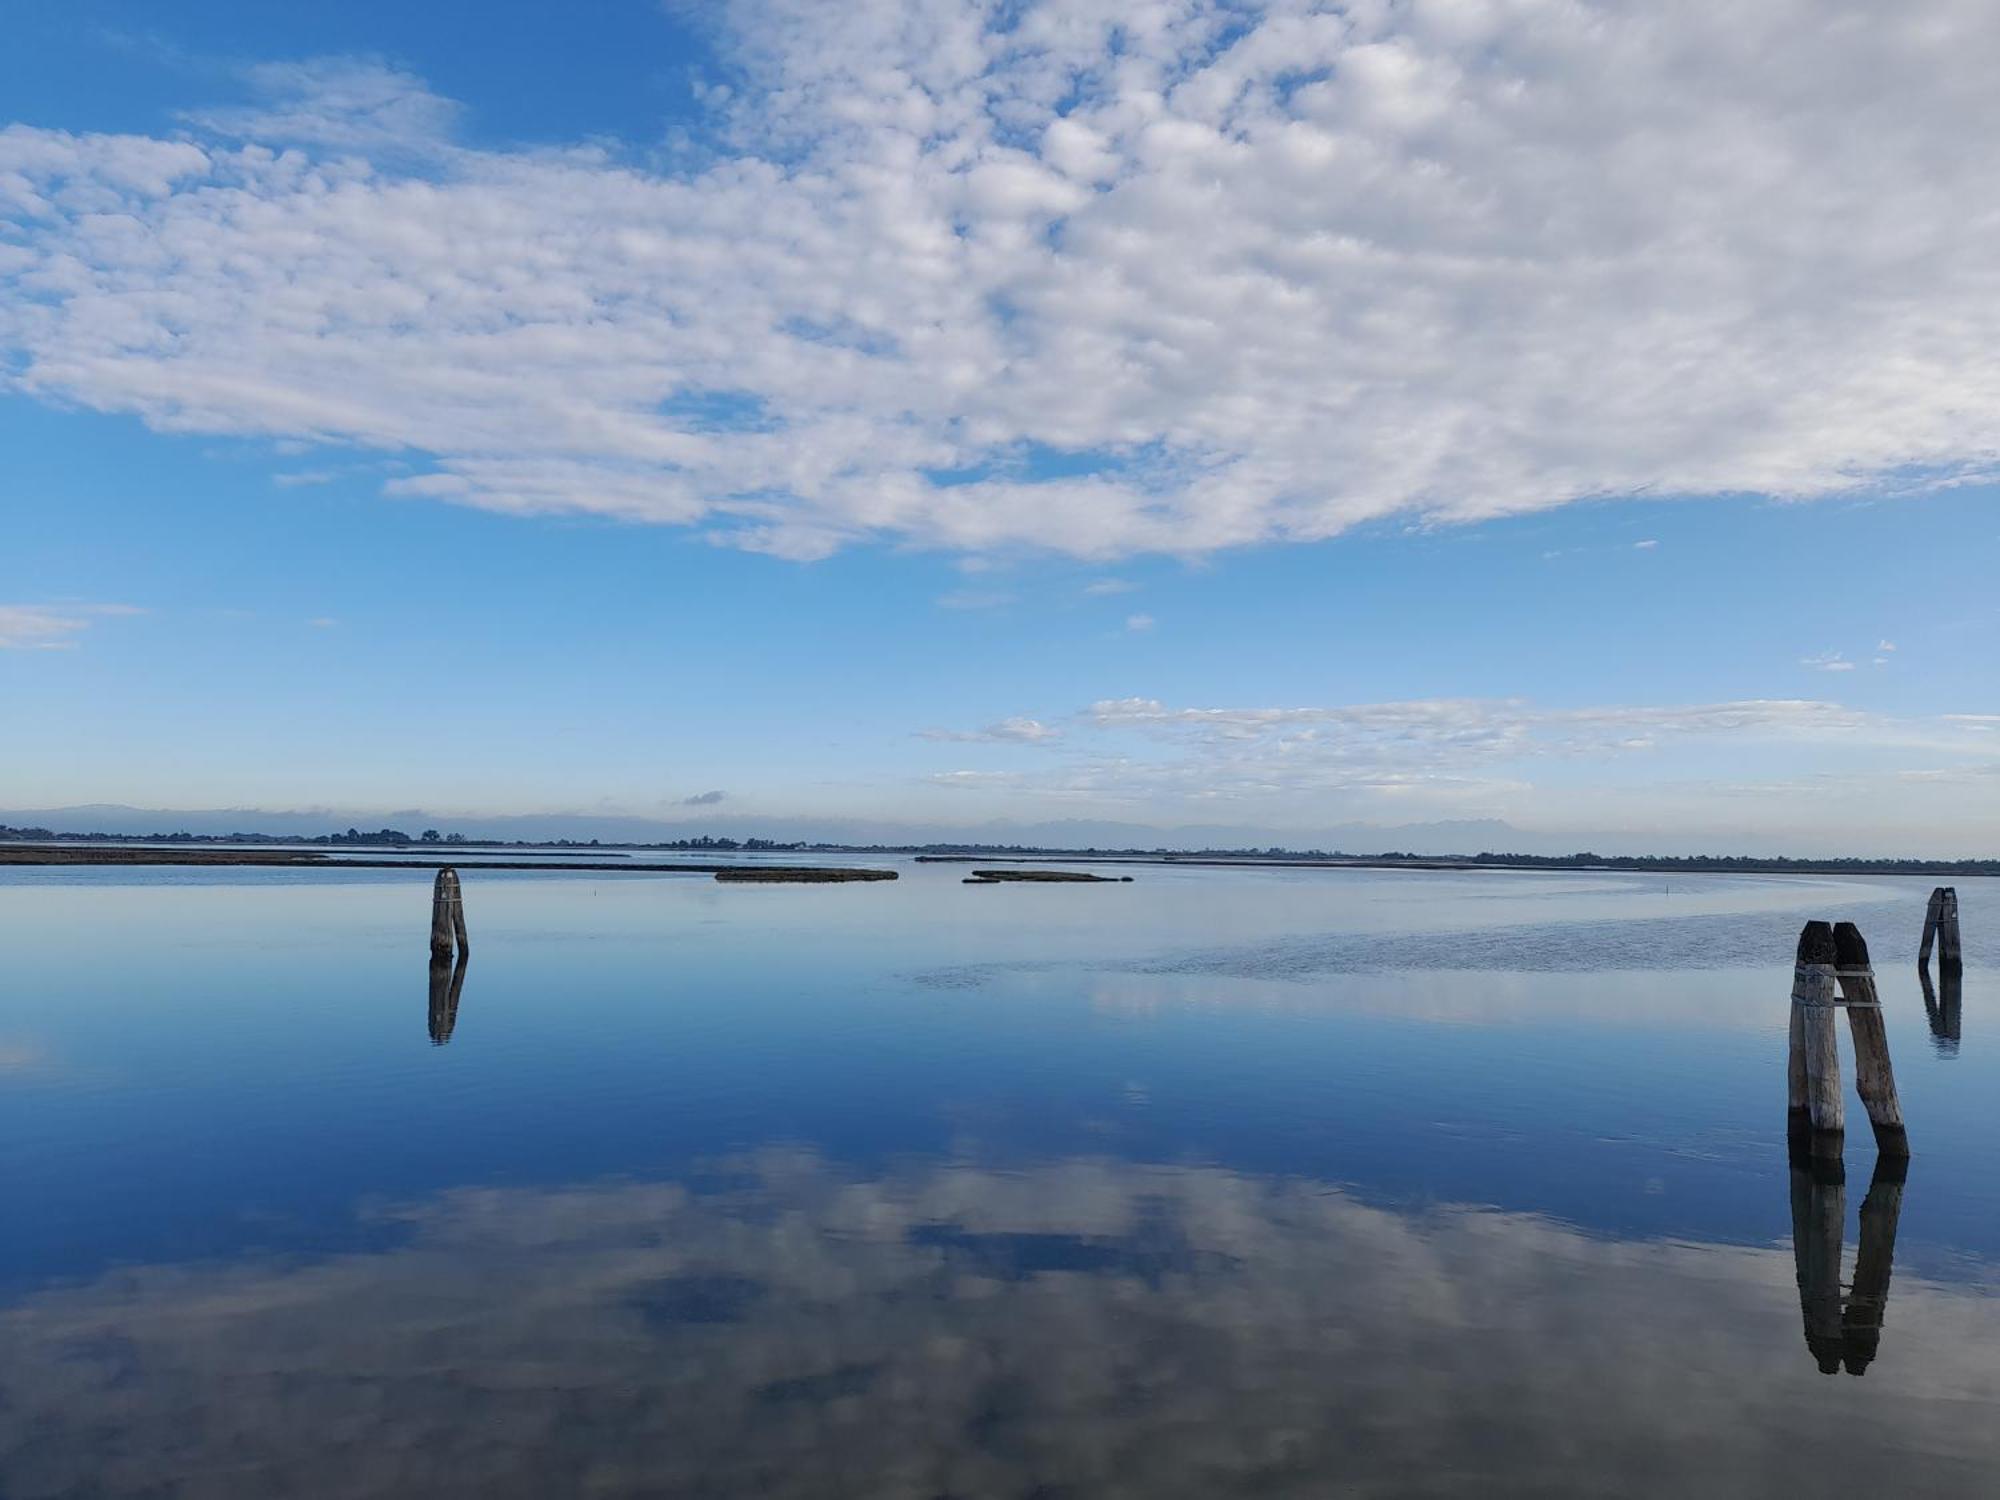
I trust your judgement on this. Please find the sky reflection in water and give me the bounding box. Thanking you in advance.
[3,865,1997,1496]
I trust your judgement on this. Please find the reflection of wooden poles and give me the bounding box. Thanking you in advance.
[430,867,468,961]
[1788,1151,1908,1377]
[1832,923,1908,1157]
[1789,1153,1846,1374]
[1842,1154,1907,1376]
[1920,966,1963,1055]
[1789,922,1843,1158]
[428,953,468,1045]
[1919,886,1962,976]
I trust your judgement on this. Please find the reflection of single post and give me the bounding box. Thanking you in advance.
[1841,1154,1907,1376]
[1832,924,1907,1157]
[1789,1152,1847,1375]
[1920,966,1963,1055]
[1790,922,1843,1159]
[428,953,468,1045]
[430,867,468,961]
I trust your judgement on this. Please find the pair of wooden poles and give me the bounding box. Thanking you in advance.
[1787,920,1907,1160]
[1919,886,1962,976]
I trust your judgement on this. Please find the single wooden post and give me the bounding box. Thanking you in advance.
[428,952,467,1045]
[1841,1153,1907,1376]
[1791,921,1843,1157]
[1832,923,1908,1157]
[1919,887,1945,968]
[448,869,469,956]
[430,867,465,961]
[1789,1153,1847,1375]
[1935,886,1962,977]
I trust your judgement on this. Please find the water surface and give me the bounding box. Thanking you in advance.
[4,864,1996,1496]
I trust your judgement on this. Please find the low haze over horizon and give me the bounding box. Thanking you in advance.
[5,0,1997,857]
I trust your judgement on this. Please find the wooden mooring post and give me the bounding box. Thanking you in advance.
[1919,886,1963,977]
[1788,921,1843,1158]
[430,867,468,961]
[1833,923,1908,1157]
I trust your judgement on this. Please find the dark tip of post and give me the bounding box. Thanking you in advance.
[1797,920,1836,965]
[1831,921,1870,967]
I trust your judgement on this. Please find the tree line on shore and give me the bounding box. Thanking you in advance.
[1,823,1993,875]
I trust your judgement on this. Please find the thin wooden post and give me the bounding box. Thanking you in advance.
[1791,921,1843,1157]
[1919,887,1944,968]
[1789,1153,1846,1375]
[1936,886,1962,977]
[1841,1153,1907,1376]
[448,869,469,956]
[430,867,465,961]
[1833,923,1908,1157]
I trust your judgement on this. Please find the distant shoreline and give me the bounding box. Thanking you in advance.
[0,838,1990,880]
[0,846,892,879]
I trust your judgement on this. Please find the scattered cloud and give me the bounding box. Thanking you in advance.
[934,589,1015,611]
[681,789,727,806]
[7,4,2000,557]
[919,717,1061,744]
[910,693,2000,814]
[306,616,339,628]
[183,57,461,151]
[1800,651,1857,672]
[273,471,337,488]
[1124,613,1155,633]
[1083,578,1136,596]
[1633,539,1659,550]
[0,604,142,650]
[1878,640,1898,652]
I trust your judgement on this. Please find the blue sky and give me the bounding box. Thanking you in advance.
[3,1,1997,852]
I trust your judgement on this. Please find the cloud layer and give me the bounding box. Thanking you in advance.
[6,1,2000,557]
[920,692,2000,830]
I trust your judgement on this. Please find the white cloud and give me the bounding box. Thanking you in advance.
[1124,612,1156,632]
[920,716,1061,743]
[1633,539,1658,550]
[1082,578,1135,596]
[1800,651,1856,672]
[7,5,2000,558]
[0,603,141,649]
[1878,640,1898,652]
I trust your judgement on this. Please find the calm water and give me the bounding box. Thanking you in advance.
[4,863,1996,1497]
